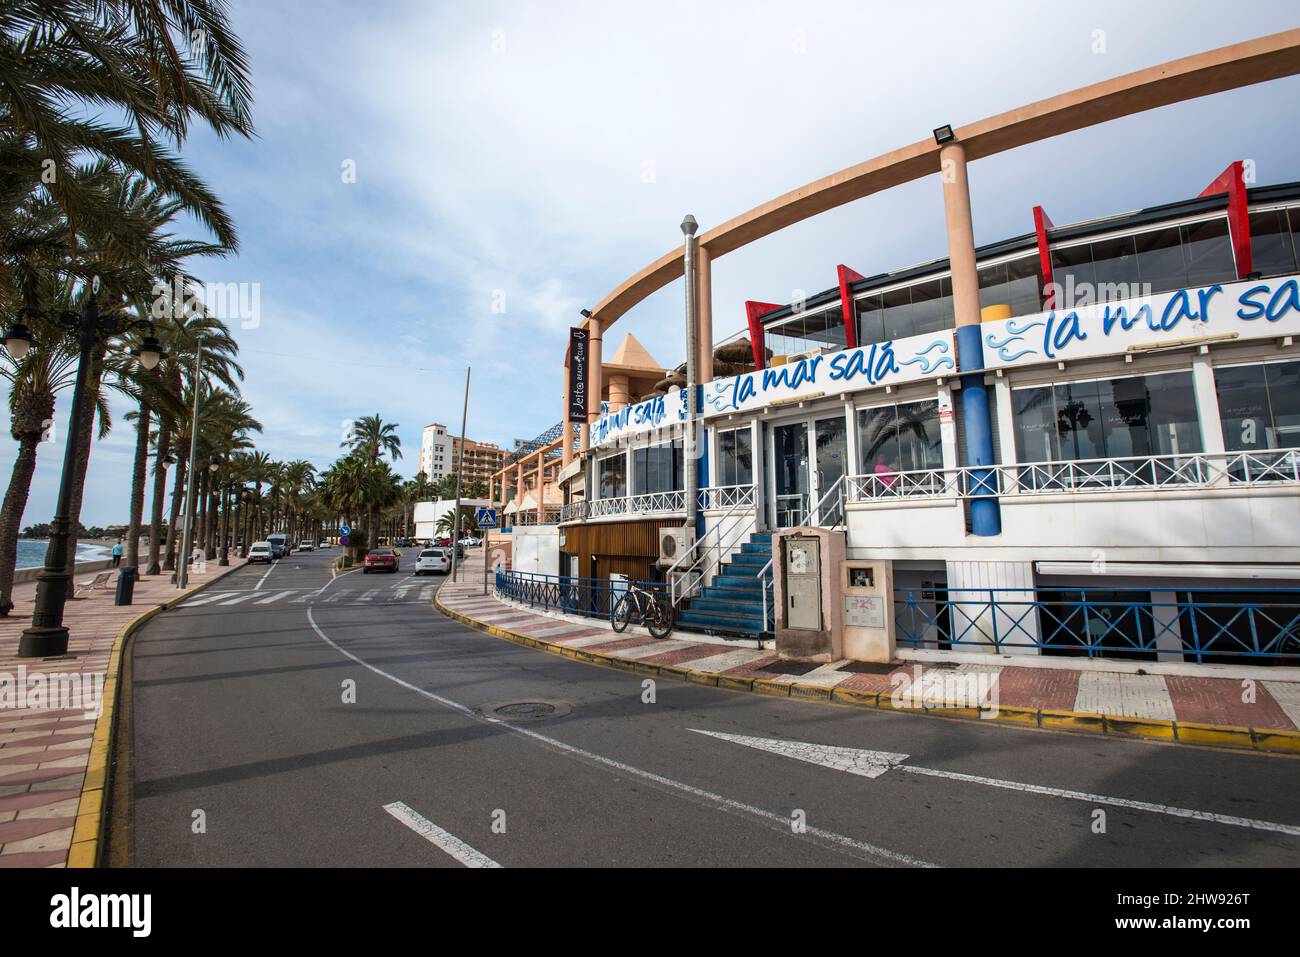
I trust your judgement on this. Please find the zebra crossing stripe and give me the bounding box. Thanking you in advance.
[185,592,230,606]
[255,590,296,604]
[218,593,260,605]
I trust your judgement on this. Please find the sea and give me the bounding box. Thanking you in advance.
[16,540,111,569]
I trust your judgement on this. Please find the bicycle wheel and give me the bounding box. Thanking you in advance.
[611,593,633,633]
[645,599,674,639]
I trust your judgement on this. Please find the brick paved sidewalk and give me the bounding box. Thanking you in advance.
[439,551,1300,746]
[0,558,245,867]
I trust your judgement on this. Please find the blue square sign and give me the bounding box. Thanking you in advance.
[476,508,498,529]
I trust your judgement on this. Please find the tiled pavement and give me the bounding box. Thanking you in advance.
[0,558,245,867]
[439,551,1300,735]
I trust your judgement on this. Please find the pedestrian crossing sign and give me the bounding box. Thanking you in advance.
[476,508,498,529]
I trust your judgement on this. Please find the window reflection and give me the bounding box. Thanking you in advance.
[597,454,627,499]
[717,427,753,487]
[856,399,943,474]
[632,440,683,495]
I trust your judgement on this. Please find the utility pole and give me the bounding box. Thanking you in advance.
[450,366,471,583]
[178,339,203,590]
[682,215,700,537]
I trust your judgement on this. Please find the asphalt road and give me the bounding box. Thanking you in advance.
[120,550,1300,868]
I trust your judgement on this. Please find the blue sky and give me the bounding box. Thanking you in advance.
[5,0,1300,527]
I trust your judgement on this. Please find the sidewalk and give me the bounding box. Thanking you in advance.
[438,552,1300,754]
[0,558,245,867]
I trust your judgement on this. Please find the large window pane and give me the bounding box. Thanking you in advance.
[1217,364,1270,451]
[1250,209,1300,279]
[1182,218,1236,287]
[1012,385,1060,463]
[1134,227,1188,293]
[598,454,627,499]
[857,405,900,472]
[1050,244,1096,307]
[1056,381,1106,460]
[633,440,682,495]
[1090,234,1140,299]
[718,427,753,486]
[855,294,885,346]
[1144,371,1202,455]
[1005,255,1044,315]
[1265,361,1300,449]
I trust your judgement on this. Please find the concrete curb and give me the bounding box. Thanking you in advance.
[433,592,1300,757]
[67,562,248,868]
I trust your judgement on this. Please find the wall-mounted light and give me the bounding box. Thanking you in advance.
[933,124,955,145]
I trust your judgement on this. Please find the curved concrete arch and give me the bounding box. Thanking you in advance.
[587,28,1300,332]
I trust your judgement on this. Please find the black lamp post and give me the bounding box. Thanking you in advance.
[219,480,234,566]
[6,291,165,658]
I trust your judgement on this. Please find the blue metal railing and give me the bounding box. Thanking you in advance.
[895,587,1300,664]
[496,570,668,621]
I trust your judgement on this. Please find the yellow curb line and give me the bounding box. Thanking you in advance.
[69,562,248,869]
[431,592,1300,756]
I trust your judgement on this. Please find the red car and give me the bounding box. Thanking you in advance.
[363,548,400,574]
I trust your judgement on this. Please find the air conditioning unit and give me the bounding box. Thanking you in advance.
[658,526,695,567]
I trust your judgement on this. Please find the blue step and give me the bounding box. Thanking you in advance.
[675,529,775,638]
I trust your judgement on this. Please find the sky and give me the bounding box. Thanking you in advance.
[5,0,1300,527]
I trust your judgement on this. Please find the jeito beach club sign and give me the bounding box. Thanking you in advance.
[982,276,1300,370]
[704,329,957,419]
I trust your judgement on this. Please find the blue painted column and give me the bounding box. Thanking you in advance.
[940,138,1001,536]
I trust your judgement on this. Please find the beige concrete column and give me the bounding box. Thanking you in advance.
[534,452,545,522]
[697,246,714,382]
[939,141,981,331]
[608,373,630,411]
[586,320,604,425]
[514,462,524,505]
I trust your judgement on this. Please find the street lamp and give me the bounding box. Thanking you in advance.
[9,290,167,657]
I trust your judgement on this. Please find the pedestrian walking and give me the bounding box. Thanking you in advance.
[111,539,123,567]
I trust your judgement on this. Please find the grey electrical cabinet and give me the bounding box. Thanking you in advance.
[783,536,821,631]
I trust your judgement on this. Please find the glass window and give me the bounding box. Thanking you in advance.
[979,255,1043,316]
[1249,209,1299,278]
[855,293,885,346]
[767,307,845,357]
[1013,371,1202,463]
[1050,244,1096,307]
[1216,360,1300,452]
[1134,227,1187,294]
[597,453,627,499]
[1089,234,1140,299]
[856,399,942,473]
[1182,218,1236,287]
[717,427,753,487]
[632,440,682,495]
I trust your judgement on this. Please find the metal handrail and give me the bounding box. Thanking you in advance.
[666,484,758,608]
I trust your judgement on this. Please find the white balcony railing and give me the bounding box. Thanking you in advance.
[845,450,1300,502]
[560,484,759,523]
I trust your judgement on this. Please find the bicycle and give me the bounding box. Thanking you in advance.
[610,581,673,639]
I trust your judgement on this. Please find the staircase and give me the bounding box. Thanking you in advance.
[675,532,773,639]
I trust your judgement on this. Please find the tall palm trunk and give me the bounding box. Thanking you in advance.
[0,386,56,615]
[63,352,103,597]
[125,398,151,567]
[145,421,171,575]
[164,453,187,571]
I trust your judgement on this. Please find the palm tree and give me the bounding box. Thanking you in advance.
[341,414,401,545]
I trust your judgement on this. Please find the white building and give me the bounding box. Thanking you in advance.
[419,423,452,481]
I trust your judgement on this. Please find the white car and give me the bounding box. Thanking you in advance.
[458,536,482,547]
[298,541,314,552]
[415,548,451,576]
[318,541,331,548]
[248,541,274,564]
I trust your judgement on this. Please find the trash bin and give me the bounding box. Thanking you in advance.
[114,565,138,606]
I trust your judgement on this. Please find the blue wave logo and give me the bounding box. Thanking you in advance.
[985,317,1045,362]
[897,339,955,374]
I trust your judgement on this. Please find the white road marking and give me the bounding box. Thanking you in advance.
[359,589,380,603]
[182,592,232,606]
[305,608,931,868]
[218,593,260,606]
[692,729,1300,837]
[382,802,502,868]
[255,590,295,604]
[254,561,277,591]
